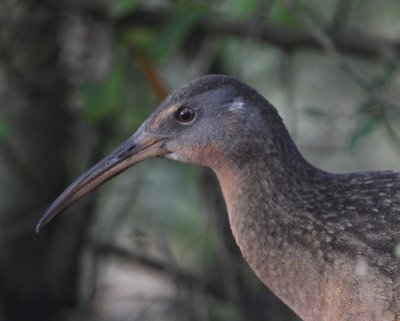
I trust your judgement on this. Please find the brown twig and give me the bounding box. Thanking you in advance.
[114,9,399,60]
[129,46,169,101]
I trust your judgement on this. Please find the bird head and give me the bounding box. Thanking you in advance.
[36,74,282,231]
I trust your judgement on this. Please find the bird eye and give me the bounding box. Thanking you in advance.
[175,107,195,123]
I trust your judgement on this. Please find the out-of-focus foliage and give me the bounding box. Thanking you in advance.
[112,0,144,17]
[83,51,126,123]
[1,0,400,321]
[0,120,11,138]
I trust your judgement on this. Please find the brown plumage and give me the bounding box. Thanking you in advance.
[37,75,400,321]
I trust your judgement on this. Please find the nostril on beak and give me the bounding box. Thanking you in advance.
[126,145,136,153]
[118,144,137,159]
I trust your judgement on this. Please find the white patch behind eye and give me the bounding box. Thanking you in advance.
[229,97,244,112]
[166,152,184,162]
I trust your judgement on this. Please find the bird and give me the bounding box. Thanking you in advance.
[36,74,400,321]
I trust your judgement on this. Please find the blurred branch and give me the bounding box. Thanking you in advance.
[115,9,399,60]
[3,7,398,61]
[283,0,382,91]
[93,242,227,302]
[130,46,168,101]
[283,0,336,53]
[330,0,354,33]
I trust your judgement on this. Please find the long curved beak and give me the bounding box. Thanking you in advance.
[36,126,168,232]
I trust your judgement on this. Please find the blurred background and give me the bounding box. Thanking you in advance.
[1,0,400,320]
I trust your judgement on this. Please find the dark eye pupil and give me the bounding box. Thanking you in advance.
[180,110,191,120]
[176,107,195,122]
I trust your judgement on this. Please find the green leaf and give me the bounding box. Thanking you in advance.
[269,0,301,26]
[0,120,10,138]
[347,102,383,150]
[143,4,209,62]
[269,0,322,26]
[222,0,261,19]
[366,60,399,92]
[111,0,143,18]
[348,117,379,150]
[81,55,126,123]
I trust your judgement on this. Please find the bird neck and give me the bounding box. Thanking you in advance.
[213,141,330,319]
[215,129,320,220]
[215,141,319,239]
